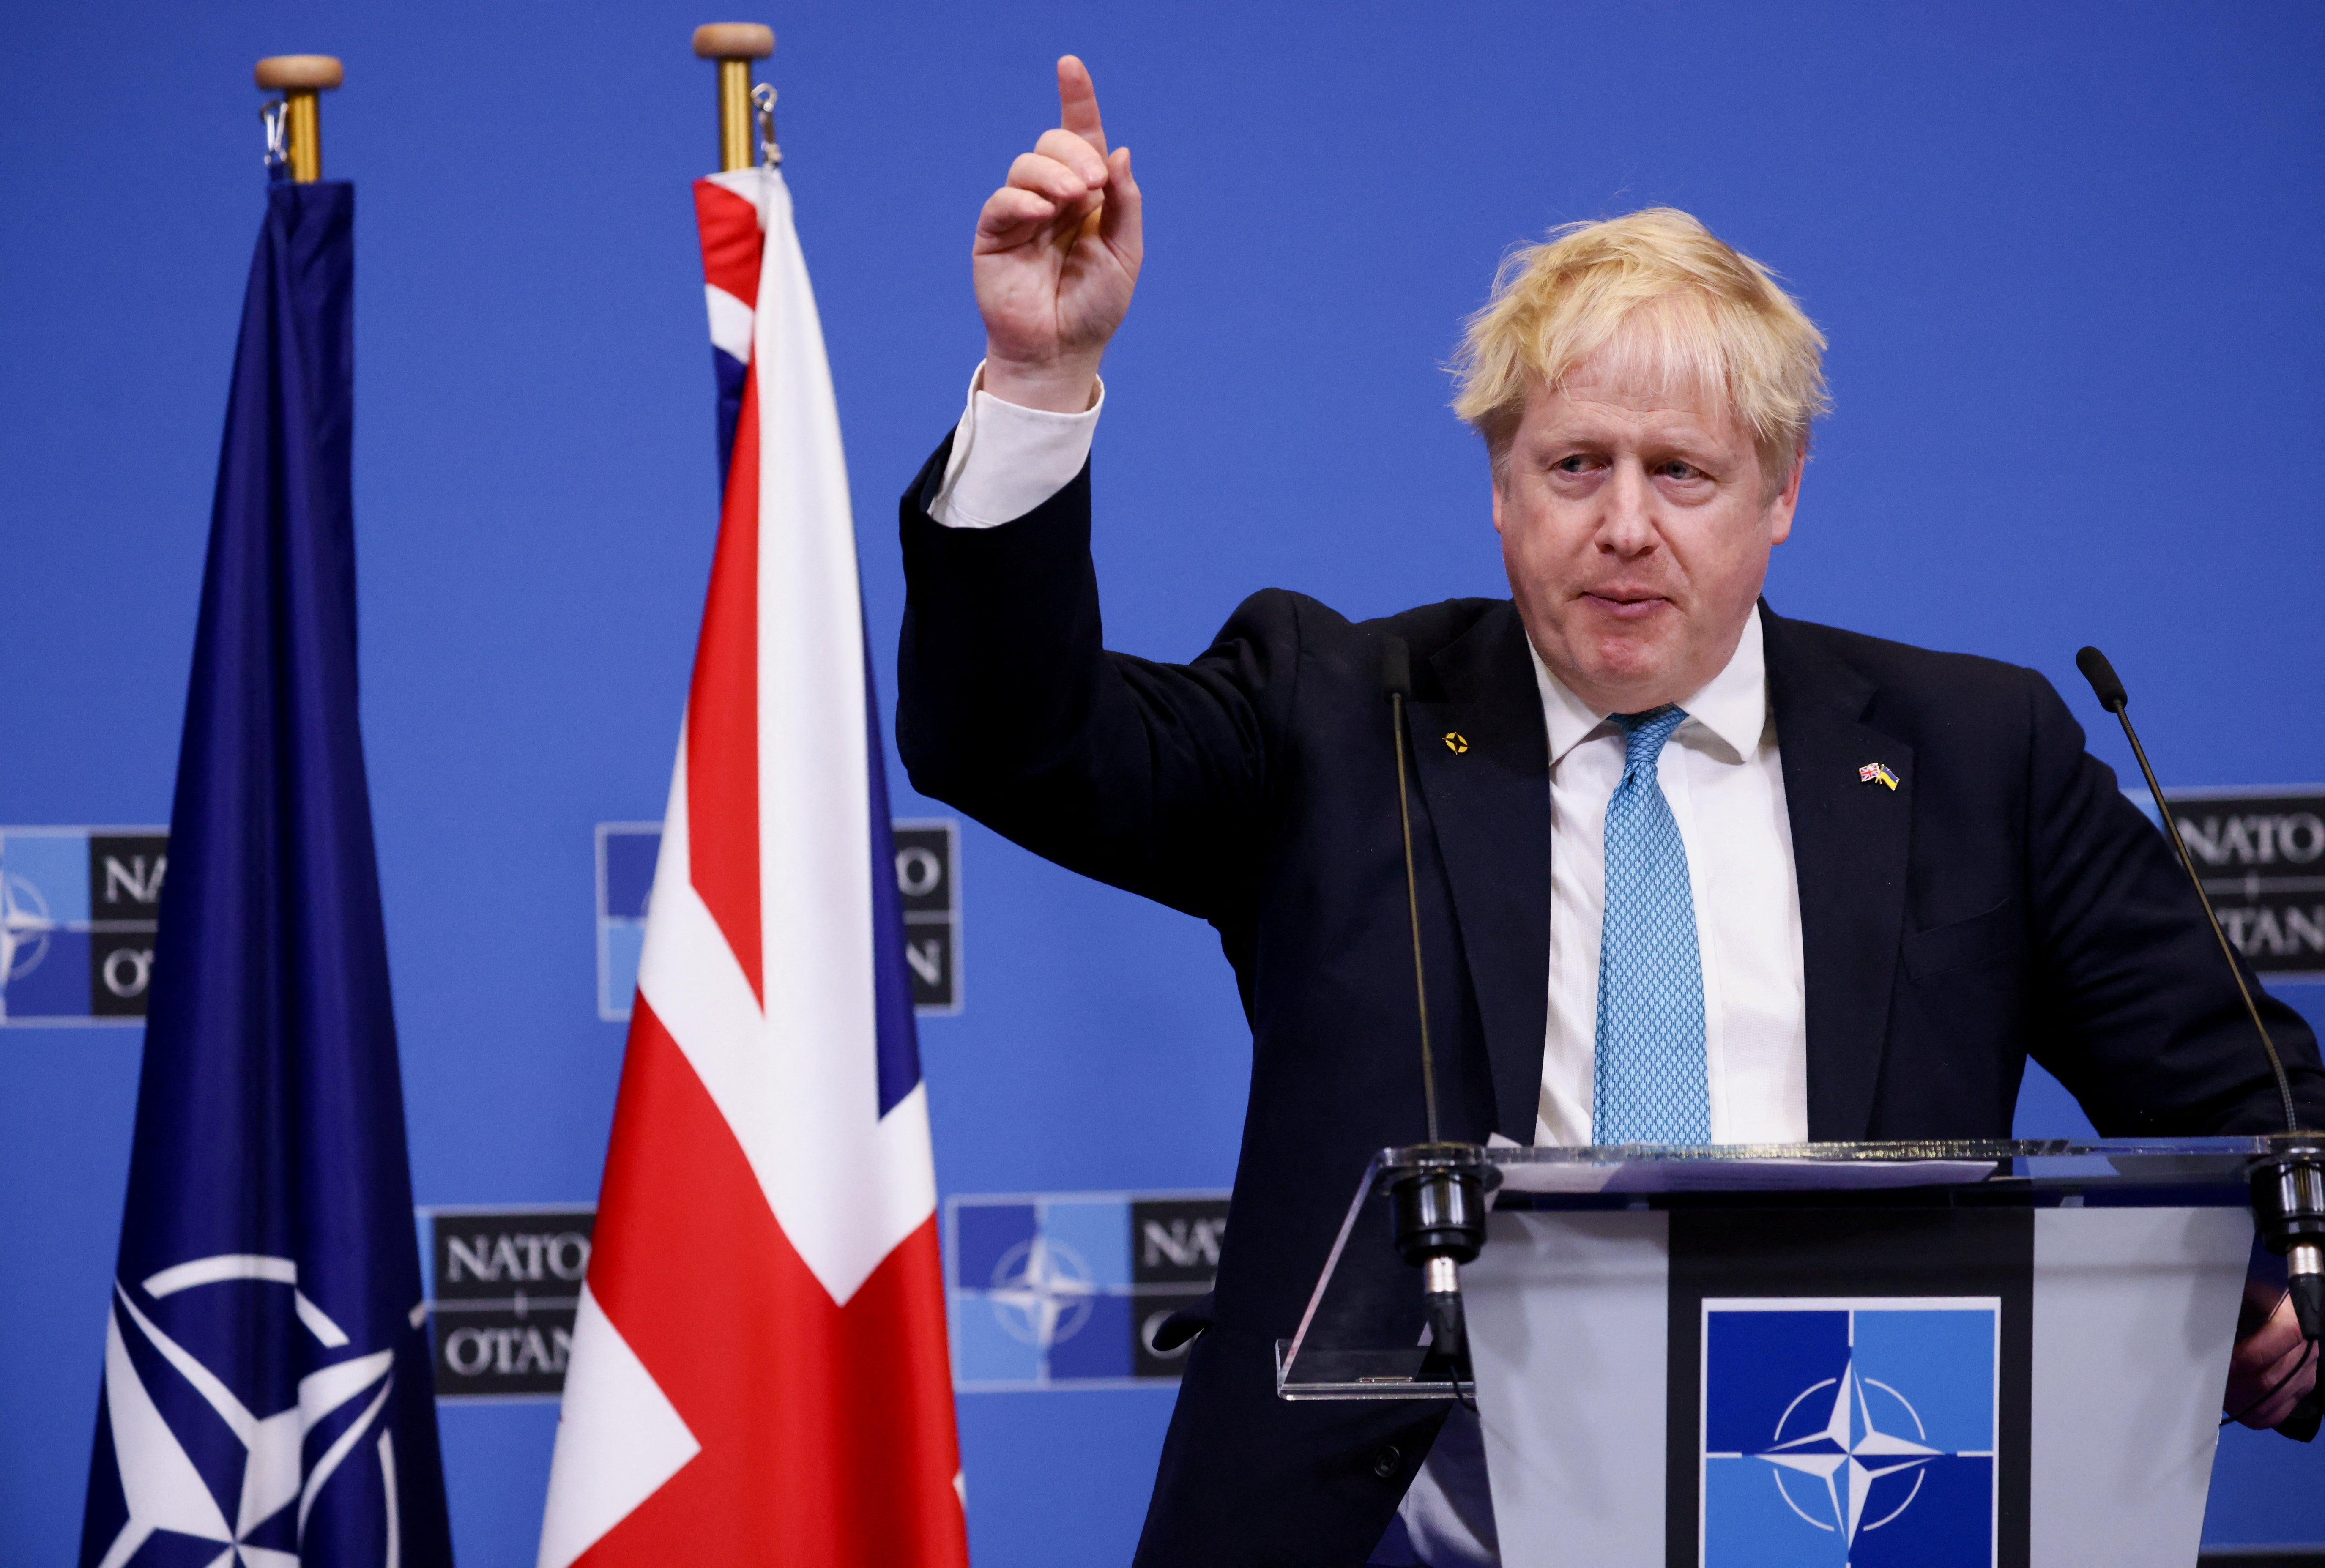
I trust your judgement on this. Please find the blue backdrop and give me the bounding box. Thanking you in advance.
[4,2,2320,1564]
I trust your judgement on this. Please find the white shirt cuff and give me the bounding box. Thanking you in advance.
[928,361,1104,529]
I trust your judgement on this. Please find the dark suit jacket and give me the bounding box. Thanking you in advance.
[895,440,2325,1567]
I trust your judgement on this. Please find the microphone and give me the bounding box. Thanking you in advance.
[2075,646,2323,1349]
[1380,638,1440,1143]
[1378,637,1491,1380]
[2075,648,2301,1132]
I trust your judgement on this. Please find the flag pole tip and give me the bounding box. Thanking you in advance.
[692,23,774,59]
[254,55,343,91]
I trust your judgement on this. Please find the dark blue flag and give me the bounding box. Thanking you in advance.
[78,181,453,1568]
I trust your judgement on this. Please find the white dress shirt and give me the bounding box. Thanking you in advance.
[933,372,1811,1568]
[1534,608,1808,1146]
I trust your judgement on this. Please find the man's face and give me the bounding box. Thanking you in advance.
[1491,350,1803,714]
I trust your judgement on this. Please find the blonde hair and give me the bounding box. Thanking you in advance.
[1451,208,1829,482]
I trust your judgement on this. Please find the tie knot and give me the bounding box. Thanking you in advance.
[1612,705,1688,773]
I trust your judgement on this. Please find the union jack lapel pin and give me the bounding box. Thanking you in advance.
[1858,762,1899,791]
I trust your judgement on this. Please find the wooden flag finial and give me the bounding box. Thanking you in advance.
[694,25,774,173]
[254,55,342,182]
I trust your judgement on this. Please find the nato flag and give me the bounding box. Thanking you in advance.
[78,180,454,1568]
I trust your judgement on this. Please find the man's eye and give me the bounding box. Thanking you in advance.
[1658,460,1705,481]
[1552,454,1593,473]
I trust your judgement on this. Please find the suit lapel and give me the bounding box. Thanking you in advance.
[1406,605,1552,1144]
[1762,605,1914,1141]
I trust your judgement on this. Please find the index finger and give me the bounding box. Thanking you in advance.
[1057,54,1108,157]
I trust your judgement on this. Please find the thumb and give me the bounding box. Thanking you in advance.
[1099,145,1142,257]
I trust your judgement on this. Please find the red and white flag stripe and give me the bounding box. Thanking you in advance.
[538,167,968,1568]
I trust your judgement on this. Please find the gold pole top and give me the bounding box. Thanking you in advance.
[254,55,343,91]
[695,25,774,173]
[255,55,340,183]
[692,23,773,59]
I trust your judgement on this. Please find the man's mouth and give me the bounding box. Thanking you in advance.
[1579,591,1669,620]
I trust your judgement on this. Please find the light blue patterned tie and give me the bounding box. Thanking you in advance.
[1592,705,1710,1144]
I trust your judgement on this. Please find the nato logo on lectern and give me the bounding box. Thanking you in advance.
[947,1191,1230,1389]
[1701,1298,1999,1567]
[0,826,167,1023]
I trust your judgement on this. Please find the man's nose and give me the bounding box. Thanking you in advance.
[1596,462,1659,556]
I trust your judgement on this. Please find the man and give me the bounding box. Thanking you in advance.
[896,57,2325,1566]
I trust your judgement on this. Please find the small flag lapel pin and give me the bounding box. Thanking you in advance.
[1858,762,1899,790]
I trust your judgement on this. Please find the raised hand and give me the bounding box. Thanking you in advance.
[973,55,1143,413]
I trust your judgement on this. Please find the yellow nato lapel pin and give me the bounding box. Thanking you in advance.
[1443,732,1469,754]
[1857,762,1899,791]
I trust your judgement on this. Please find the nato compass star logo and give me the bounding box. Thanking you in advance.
[946,1192,1229,1387]
[985,1235,1098,1349]
[0,868,56,985]
[1701,1299,1999,1568]
[88,1254,411,1568]
[0,827,169,1022]
[1756,1356,1943,1544]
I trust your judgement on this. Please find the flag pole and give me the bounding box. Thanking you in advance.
[254,55,342,182]
[692,23,775,172]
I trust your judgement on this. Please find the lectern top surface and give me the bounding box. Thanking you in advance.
[1278,1136,2298,1402]
[1456,1134,2291,1197]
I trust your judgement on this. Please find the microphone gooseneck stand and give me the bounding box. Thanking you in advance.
[2076,646,2324,1437]
[1377,638,1494,1386]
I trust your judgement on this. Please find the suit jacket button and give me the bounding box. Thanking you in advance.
[1371,1444,1402,1480]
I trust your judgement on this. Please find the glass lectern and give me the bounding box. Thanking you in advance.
[1279,1137,2309,1568]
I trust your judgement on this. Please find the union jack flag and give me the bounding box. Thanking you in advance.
[536,165,968,1568]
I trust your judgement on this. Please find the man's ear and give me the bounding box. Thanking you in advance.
[1490,451,1509,538]
[1766,446,1806,545]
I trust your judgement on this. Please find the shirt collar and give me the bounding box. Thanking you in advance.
[1528,603,1768,767]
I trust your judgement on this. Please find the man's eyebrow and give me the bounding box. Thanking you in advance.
[1634,421,1729,453]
